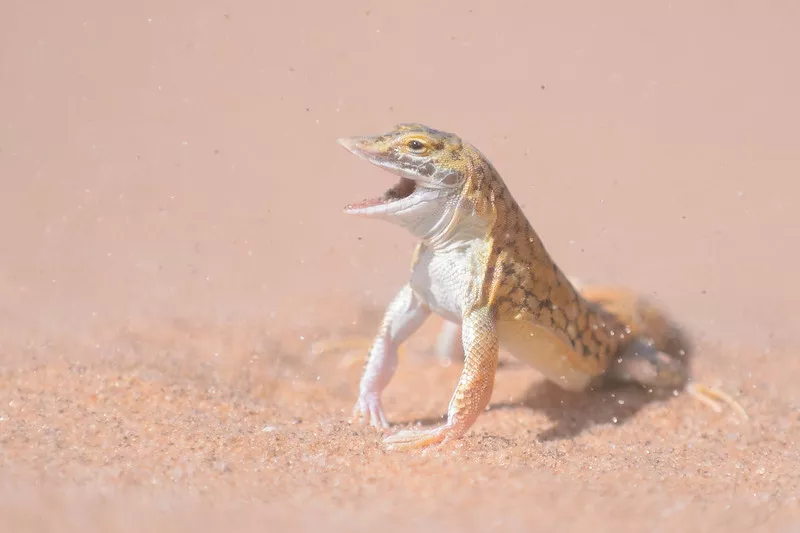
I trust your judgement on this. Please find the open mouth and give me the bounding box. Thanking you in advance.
[345,177,417,211]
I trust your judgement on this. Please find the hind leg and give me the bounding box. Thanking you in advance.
[435,320,465,365]
[605,338,687,387]
[605,338,748,419]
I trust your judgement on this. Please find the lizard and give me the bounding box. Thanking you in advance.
[335,123,745,451]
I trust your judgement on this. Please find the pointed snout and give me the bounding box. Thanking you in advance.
[336,136,374,157]
[336,136,360,151]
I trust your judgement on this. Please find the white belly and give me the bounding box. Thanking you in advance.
[409,242,479,323]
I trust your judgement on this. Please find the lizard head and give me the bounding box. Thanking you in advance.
[337,124,468,230]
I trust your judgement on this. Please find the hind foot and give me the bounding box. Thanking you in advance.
[606,337,747,419]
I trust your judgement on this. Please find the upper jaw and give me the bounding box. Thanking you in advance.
[336,136,371,156]
[336,136,384,166]
[337,136,433,185]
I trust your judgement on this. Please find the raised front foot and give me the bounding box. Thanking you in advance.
[382,424,454,451]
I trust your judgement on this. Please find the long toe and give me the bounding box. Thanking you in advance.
[382,425,449,451]
[369,401,389,429]
[686,382,748,420]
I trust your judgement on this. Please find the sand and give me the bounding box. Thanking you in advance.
[1,1,798,531]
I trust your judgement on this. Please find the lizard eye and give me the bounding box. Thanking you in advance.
[407,139,426,152]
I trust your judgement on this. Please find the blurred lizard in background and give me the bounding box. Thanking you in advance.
[321,123,745,451]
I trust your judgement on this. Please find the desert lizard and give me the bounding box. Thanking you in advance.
[334,123,745,451]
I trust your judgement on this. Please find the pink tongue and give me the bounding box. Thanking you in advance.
[345,197,383,210]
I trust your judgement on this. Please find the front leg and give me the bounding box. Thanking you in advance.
[351,283,431,429]
[383,306,500,451]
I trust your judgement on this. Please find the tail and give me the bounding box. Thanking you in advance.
[575,282,748,419]
[573,281,692,361]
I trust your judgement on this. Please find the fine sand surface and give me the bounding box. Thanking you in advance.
[1,1,799,531]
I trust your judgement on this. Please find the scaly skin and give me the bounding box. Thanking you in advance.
[335,123,744,451]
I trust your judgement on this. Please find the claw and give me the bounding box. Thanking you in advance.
[382,425,450,451]
[350,394,389,430]
[349,401,365,425]
[369,400,389,428]
[685,381,749,420]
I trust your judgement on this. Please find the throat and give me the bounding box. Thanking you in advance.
[413,198,485,248]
